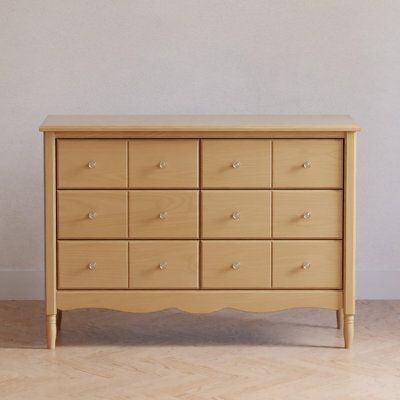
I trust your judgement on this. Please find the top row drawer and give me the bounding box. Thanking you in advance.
[57,139,343,189]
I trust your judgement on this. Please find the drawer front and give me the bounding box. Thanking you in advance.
[58,241,128,289]
[202,241,271,288]
[57,140,128,188]
[273,191,342,238]
[202,191,271,238]
[129,241,199,289]
[129,139,199,188]
[129,190,199,238]
[273,139,343,188]
[201,139,271,188]
[58,191,128,239]
[272,241,342,289]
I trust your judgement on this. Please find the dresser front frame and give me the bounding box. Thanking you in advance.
[44,130,356,348]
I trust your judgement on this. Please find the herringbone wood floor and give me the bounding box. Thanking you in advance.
[0,300,399,399]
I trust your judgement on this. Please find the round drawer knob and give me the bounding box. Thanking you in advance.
[88,210,97,220]
[232,261,241,270]
[232,160,241,169]
[302,261,311,270]
[303,160,312,169]
[88,261,97,271]
[159,211,168,220]
[232,211,241,220]
[159,261,168,270]
[159,160,168,169]
[303,211,312,220]
[88,160,97,169]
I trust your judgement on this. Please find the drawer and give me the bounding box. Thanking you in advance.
[201,139,271,188]
[202,190,271,238]
[58,191,128,239]
[273,139,343,188]
[202,241,271,288]
[273,190,342,238]
[272,241,342,289]
[129,241,198,289]
[129,139,198,188]
[58,241,128,289]
[57,140,128,188]
[129,190,199,238]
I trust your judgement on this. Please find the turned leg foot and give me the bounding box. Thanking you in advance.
[56,309,62,332]
[336,309,344,330]
[46,314,57,349]
[344,314,354,349]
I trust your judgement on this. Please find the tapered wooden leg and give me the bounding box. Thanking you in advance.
[336,309,344,330]
[344,314,354,349]
[46,314,57,349]
[56,309,62,332]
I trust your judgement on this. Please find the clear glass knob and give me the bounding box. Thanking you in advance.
[88,261,97,271]
[302,261,311,270]
[159,261,168,270]
[88,160,97,169]
[232,261,241,270]
[232,211,241,220]
[232,160,241,169]
[303,160,312,169]
[303,211,312,220]
[159,160,168,169]
[159,211,168,220]
[88,210,97,220]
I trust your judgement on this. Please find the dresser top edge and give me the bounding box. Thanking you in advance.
[39,115,360,133]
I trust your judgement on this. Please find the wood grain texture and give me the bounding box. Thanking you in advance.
[56,290,342,313]
[58,241,128,289]
[201,139,271,188]
[273,139,343,188]
[344,132,357,315]
[129,139,198,188]
[40,114,360,132]
[57,139,128,188]
[57,190,128,239]
[202,190,271,238]
[129,241,199,289]
[202,241,271,289]
[272,190,343,238]
[129,190,199,239]
[272,241,342,289]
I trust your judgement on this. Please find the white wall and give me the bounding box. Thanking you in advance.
[1,0,399,299]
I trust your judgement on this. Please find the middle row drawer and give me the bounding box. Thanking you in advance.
[57,190,342,239]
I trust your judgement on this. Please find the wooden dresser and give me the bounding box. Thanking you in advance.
[40,115,359,349]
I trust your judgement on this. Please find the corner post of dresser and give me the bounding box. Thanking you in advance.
[44,131,57,349]
[343,131,357,348]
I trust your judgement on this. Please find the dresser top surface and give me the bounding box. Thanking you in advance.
[40,115,360,133]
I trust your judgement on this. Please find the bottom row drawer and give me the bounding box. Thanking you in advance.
[58,240,342,290]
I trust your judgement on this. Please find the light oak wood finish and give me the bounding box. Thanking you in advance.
[40,114,360,132]
[201,139,271,188]
[202,190,271,238]
[129,190,199,239]
[44,132,57,349]
[272,241,342,289]
[57,190,128,239]
[41,115,359,349]
[273,139,343,188]
[272,190,343,238]
[56,290,342,313]
[58,241,128,289]
[129,139,199,188]
[129,241,199,289]
[202,241,271,289]
[57,139,128,188]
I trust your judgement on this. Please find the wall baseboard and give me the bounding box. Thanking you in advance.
[0,269,399,300]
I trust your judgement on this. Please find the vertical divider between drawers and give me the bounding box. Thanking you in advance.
[127,139,130,289]
[270,139,274,289]
[198,138,202,289]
